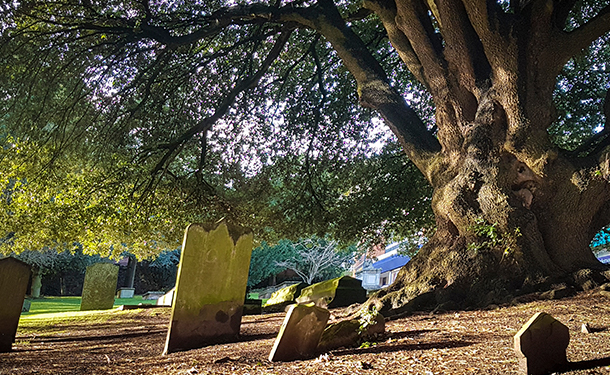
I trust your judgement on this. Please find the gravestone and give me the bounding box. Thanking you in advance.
[514,312,569,375]
[295,276,367,308]
[264,282,308,310]
[163,221,253,354]
[80,263,119,311]
[269,303,330,362]
[0,257,31,352]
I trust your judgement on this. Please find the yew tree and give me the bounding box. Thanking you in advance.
[2,0,610,312]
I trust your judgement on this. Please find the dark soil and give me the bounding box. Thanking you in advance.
[2,291,610,374]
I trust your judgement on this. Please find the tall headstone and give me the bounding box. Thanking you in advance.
[514,312,570,375]
[80,263,119,311]
[269,303,330,362]
[163,221,253,354]
[0,257,31,352]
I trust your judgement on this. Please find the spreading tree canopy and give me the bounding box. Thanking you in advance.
[1,0,610,312]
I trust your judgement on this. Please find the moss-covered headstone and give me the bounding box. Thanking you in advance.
[295,276,367,308]
[80,263,119,311]
[163,221,253,354]
[263,282,308,311]
[0,257,31,352]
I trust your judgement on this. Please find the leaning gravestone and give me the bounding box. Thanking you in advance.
[269,303,330,362]
[163,221,253,354]
[0,257,31,352]
[296,276,367,308]
[514,312,569,375]
[80,263,119,311]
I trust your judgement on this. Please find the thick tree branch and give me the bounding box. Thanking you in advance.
[363,0,426,85]
[558,4,610,63]
[552,0,578,29]
[311,0,441,171]
[143,30,292,178]
[393,0,447,99]
[435,0,490,96]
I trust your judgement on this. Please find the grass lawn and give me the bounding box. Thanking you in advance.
[21,295,158,316]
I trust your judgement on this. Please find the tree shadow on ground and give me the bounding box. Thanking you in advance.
[23,329,167,345]
[561,357,610,373]
[330,339,475,356]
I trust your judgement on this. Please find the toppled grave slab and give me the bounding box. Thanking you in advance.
[295,276,366,308]
[263,282,308,312]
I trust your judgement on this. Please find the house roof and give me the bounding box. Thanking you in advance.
[372,254,411,274]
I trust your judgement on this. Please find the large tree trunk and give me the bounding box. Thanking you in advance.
[370,90,610,314]
[309,0,610,314]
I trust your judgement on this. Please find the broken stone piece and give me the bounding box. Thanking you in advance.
[514,312,569,375]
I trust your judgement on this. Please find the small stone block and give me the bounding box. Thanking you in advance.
[0,257,31,352]
[156,288,175,306]
[514,312,569,375]
[22,299,31,312]
[117,288,135,298]
[581,323,591,333]
[269,304,331,362]
[80,263,119,311]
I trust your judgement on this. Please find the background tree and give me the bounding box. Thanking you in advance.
[1,0,610,314]
[274,237,353,284]
[247,239,298,287]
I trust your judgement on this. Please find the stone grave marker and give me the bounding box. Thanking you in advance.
[163,221,253,354]
[264,282,308,311]
[514,312,569,375]
[268,303,331,362]
[296,276,367,308]
[0,257,31,352]
[80,263,119,311]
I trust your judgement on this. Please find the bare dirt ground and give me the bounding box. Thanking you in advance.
[2,291,610,375]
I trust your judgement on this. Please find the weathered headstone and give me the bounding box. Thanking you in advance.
[514,312,569,375]
[263,282,308,310]
[163,221,253,354]
[0,257,31,352]
[269,303,330,362]
[80,263,119,311]
[295,276,367,308]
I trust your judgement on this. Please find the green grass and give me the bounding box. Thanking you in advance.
[18,296,163,335]
[21,295,158,316]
